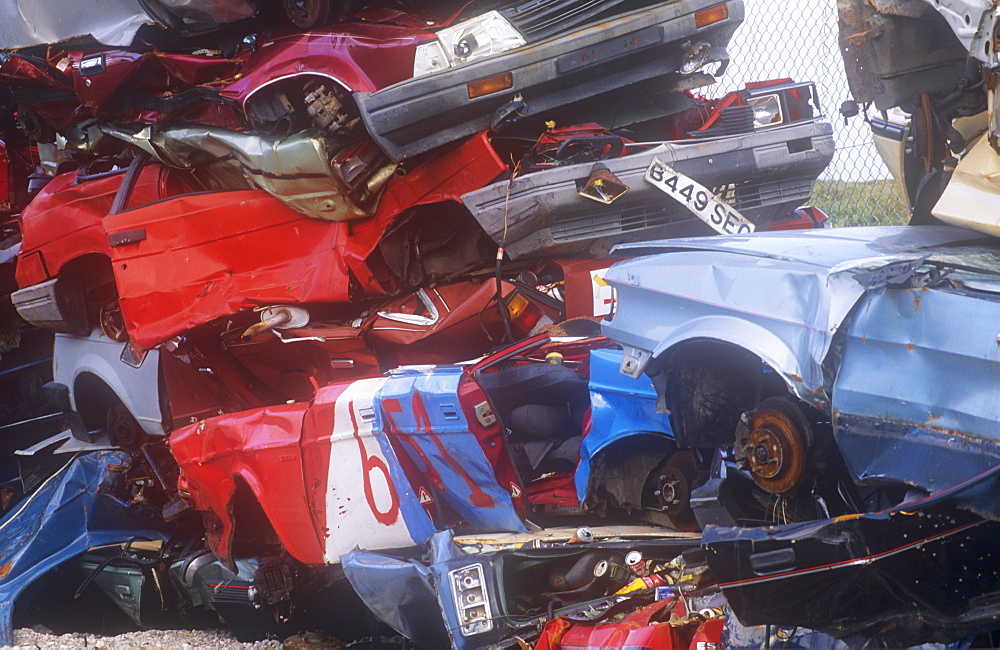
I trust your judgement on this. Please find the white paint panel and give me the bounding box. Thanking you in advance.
[323,378,416,562]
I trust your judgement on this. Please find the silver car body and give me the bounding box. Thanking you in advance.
[53,329,163,436]
[602,225,1000,514]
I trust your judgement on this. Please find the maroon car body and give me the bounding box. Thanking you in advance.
[2,0,742,161]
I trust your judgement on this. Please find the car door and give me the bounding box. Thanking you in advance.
[833,269,1000,501]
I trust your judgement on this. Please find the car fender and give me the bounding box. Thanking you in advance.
[53,330,163,435]
[651,315,827,410]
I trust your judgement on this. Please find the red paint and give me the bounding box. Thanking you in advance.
[223,23,424,102]
[105,189,352,348]
[760,205,830,231]
[342,131,507,295]
[365,280,525,368]
[348,399,401,525]
[300,382,350,550]
[18,131,502,349]
[16,164,180,287]
[11,19,433,131]
[410,391,494,508]
[67,51,148,113]
[688,618,724,650]
[381,397,447,493]
[456,376,528,516]
[525,474,579,507]
[539,596,688,649]
[169,403,324,565]
[554,257,626,319]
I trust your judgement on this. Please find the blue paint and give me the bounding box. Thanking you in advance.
[576,348,674,500]
[0,451,170,644]
[376,367,527,533]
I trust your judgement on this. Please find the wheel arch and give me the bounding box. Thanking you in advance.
[56,334,163,435]
[650,334,809,449]
[649,316,822,405]
[581,432,676,512]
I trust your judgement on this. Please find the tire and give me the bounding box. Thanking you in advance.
[106,402,147,452]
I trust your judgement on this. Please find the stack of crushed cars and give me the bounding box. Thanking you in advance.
[0,0,836,647]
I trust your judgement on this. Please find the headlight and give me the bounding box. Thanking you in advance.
[749,94,783,128]
[413,11,525,78]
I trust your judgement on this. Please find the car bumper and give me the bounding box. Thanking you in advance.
[355,0,743,162]
[462,118,834,259]
[11,277,89,335]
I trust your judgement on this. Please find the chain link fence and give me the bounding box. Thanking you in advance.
[717,0,909,226]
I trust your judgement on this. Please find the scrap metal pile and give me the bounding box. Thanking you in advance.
[13,0,1000,648]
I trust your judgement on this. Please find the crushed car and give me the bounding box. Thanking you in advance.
[0,0,852,645]
[0,0,742,216]
[166,334,704,570]
[0,450,172,645]
[9,80,833,351]
[838,0,1000,235]
[602,224,1000,645]
[341,527,716,649]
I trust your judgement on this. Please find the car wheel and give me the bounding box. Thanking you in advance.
[735,395,813,495]
[106,402,147,452]
[643,450,700,532]
[282,0,331,29]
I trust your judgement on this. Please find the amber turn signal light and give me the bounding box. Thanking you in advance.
[468,72,513,99]
[695,4,728,28]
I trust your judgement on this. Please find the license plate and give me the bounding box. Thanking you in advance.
[644,158,755,235]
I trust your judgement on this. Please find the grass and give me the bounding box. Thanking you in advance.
[811,180,910,227]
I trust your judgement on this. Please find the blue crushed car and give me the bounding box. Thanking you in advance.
[602,224,1000,644]
[604,225,1000,515]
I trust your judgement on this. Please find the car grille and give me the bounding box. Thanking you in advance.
[550,177,815,242]
[551,202,698,241]
[690,105,756,138]
[500,0,665,43]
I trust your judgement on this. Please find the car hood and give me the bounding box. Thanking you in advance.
[612,224,988,269]
[604,225,998,408]
[0,0,256,49]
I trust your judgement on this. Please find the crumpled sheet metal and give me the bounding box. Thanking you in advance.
[575,347,673,501]
[0,451,169,645]
[0,0,254,49]
[173,367,528,567]
[833,264,1000,517]
[604,225,988,407]
[105,189,352,350]
[461,120,835,259]
[308,378,437,564]
[704,502,1000,646]
[342,530,483,650]
[0,0,152,49]
[377,367,528,534]
[116,126,368,222]
[837,0,972,109]
[604,250,862,408]
[171,387,434,567]
[340,549,449,649]
[933,134,1000,237]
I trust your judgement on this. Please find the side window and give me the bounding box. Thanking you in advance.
[124,166,204,211]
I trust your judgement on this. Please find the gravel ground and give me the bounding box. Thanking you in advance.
[8,628,284,649]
